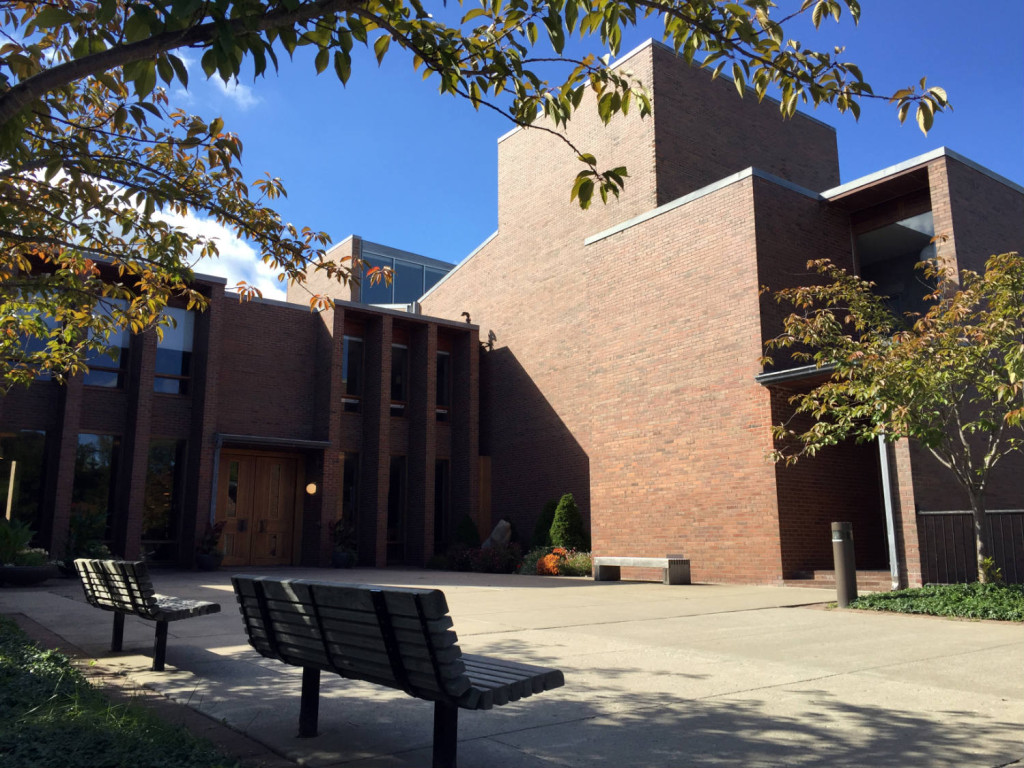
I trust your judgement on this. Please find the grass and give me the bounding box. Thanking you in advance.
[0,617,238,768]
[849,582,1024,622]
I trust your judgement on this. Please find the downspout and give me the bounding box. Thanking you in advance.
[878,436,902,590]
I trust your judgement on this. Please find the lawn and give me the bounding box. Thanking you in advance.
[0,617,238,768]
[849,582,1024,622]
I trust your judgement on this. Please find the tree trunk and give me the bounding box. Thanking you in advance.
[968,490,992,584]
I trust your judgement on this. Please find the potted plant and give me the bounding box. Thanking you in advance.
[329,519,357,568]
[195,520,226,570]
[0,518,58,587]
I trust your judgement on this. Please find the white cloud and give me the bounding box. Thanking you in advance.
[212,76,260,110]
[158,210,288,301]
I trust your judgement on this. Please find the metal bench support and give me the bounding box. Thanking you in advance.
[433,701,459,768]
[299,667,321,738]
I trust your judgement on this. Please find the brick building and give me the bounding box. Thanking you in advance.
[1,271,479,570]
[418,40,1024,586]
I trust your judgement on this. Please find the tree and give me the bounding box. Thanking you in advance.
[549,492,587,550]
[763,253,1024,583]
[1,0,948,388]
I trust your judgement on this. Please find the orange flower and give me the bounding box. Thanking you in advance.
[536,553,562,575]
[552,547,568,557]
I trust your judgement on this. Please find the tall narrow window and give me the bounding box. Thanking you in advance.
[84,300,130,388]
[342,336,364,412]
[387,456,406,563]
[434,459,450,551]
[436,351,451,422]
[0,430,47,533]
[141,439,185,562]
[72,434,120,542]
[390,344,408,416]
[154,307,194,394]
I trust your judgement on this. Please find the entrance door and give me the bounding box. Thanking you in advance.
[216,452,300,567]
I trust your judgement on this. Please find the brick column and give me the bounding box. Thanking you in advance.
[406,323,437,565]
[117,329,157,558]
[49,375,84,559]
[451,327,480,538]
[889,438,922,587]
[316,305,346,566]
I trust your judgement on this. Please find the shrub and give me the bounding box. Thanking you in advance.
[549,493,587,551]
[524,546,592,577]
[531,499,558,548]
[537,551,562,575]
[519,546,550,575]
[560,549,593,577]
[850,582,1024,622]
[433,543,522,574]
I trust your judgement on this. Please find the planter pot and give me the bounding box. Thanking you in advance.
[195,552,224,571]
[331,550,356,569]
[0,564,59,587]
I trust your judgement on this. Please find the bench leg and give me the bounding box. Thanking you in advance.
[432,701,458,768]
[111,612,125,652]
[299,667,320,738]
[593,564,620,582]
[152,621,168,671]
[664,561,691,585]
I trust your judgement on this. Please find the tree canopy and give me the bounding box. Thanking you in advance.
[764,252,1024,583]
[1,0,949,388]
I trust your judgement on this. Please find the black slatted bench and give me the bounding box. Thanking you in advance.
[232,576,565,768]
[74,558,221,671]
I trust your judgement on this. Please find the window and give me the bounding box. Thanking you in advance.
[436,351,451,422]
[434,459,450,550]
[84,301,129,388]
[342,336,363,412]
[387,456,406,563]
[425,267,449,293]
[390,344,408,416]
[0,430,47,533]
[141,439,185,562]
[72,434,120,542]
[360,257,394,305]
[154,307,194,394]
[393,260,425,304]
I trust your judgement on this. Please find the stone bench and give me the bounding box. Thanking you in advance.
[232,576,565,768]
[74,558,221,671]
[592,556,691,585]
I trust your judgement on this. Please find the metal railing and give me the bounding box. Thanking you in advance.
[917,509,1024,584]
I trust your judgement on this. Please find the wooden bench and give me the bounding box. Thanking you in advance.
[74,558,221,671]
[592,555,691,585]
[232,576,564,768]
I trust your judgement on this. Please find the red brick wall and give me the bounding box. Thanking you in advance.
[650,43,840,203]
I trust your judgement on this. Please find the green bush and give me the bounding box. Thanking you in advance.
[549,493,587,551]
[519,546,550,575]
[0,618,238,767]
[531,499,558,548]
[850,582,1024,622]
[559,550,593,577]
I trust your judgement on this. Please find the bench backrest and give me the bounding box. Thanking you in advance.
[232,576,472,702]
[75,559,161,620]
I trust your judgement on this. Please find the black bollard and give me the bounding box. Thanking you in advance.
[831,522,857,608]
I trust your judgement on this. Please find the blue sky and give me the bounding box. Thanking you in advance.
[177,0,1024,299]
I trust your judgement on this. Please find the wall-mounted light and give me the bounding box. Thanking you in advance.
[305,482,318,495]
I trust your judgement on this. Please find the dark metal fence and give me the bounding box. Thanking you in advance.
[918,510,1024,584]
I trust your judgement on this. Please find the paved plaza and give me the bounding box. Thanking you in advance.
[2,568,1022,767]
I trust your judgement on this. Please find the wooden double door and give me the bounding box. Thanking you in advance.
[216,451,301,567]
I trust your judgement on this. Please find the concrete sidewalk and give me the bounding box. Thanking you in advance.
[2,568,1022,768]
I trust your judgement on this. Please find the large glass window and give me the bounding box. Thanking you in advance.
[84,301,130,388]
[393,261,425,304]
[856,211,936,319]
[342,336,363,412]
[360,257,394,305]
[436,351,451,422]
[72,434,120,542]
[387,456,406,563]
[141,439,185,562]
[390,344,408,416]
[0,430,47,534]
[154,307,194,395]
[425,267,449,293]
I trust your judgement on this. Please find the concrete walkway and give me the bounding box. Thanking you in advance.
[2,568,1022,768]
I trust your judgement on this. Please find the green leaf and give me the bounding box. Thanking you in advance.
[374,35,390,65]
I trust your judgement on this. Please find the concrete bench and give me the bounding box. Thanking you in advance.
[232,576,564,768]
[592,556,691,585]
[74,558,221,671]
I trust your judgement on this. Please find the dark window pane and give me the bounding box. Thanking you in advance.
[393,261,425,304]
[84,301,129,388]
[342,337,363,411]
[141,439,185,561]
[72,434,120,542]
[391,345,408,406]
[425,267,449,292]
[0,430,47,535]
[361,257,393,304]
[436,352,451,407]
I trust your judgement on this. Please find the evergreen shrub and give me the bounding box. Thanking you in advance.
[549,493,587,550]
